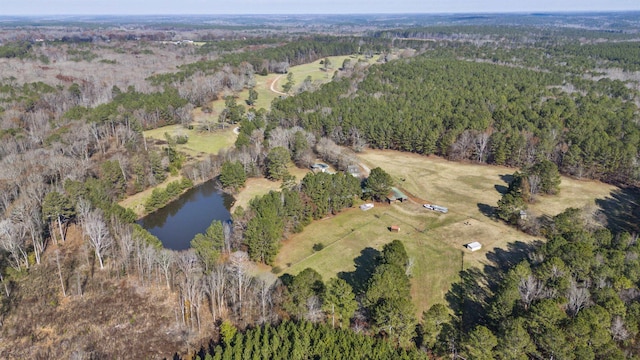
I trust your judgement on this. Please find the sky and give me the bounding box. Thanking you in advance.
[3,0,640,15]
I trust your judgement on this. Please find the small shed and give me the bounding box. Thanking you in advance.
[386,187,409,203]
[519,210,527,220]
[466,242,482,252]
[390,225,400,233]
[347,165,360,177]
[310,163,329,173]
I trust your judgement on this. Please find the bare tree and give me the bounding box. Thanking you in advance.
[305,295,323,323]
[268,127,292,149]
[518,275,545,310]
[81,208,112,270]
[174,250,202,328]
[611,316,630,342]
[566,280,590,317]
[26,203,46,265]
[112,217,134,273]
[256,279,274,324]
[349,126,368,152]
[204,264,227,323]
[157,249,174,289]
[55,250,66,297]
[10,198,46,265]
[527,174,541,199]
[474,131,490,163]
[228,251,252,319]
[450,130,474,161]
[0,219,29,270]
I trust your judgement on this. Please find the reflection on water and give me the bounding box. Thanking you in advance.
[137,180,233,250]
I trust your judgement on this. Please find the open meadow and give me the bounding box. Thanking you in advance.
[143,124,237,160]
[272,55,378,94]
[273,149,618,314]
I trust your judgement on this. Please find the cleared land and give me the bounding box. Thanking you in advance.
[273,149,618,315]
[143,125,237,160]
[272,55,378,94]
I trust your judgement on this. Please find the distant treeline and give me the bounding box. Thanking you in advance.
[148,36,389,85]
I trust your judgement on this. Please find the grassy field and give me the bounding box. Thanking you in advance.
[272,149,618,315]
[143,124,237,160]
[144,54,376,159]
[273,55,378,94]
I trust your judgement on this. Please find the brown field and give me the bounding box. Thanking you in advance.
[272,149,618,315]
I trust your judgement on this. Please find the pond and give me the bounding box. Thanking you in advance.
[137,180,234,250]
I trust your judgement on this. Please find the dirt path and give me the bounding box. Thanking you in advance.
[269,74,287,96]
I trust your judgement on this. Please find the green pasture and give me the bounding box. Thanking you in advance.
[273,149,617,315]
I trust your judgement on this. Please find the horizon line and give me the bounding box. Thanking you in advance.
[2,10,640,17]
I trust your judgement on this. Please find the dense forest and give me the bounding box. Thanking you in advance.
[0,13,639,359]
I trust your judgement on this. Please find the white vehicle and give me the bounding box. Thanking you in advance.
[433,205,449,213]
[360,203,374,211]
[424,204,448,213]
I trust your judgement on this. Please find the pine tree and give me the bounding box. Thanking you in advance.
[322,278,357,328]
[266,147,291,181]
[364,167,393,201]
[42,191,75,243]
[220,160,247,191]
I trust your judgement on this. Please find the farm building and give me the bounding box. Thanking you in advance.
[390,225,400,232]
[386,187,409,203]
[466,242,482,251]
[347,165,360,177]
[310,163,329,173]
[519,210,527,220]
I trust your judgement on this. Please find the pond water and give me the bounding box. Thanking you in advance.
[137,180,234,250]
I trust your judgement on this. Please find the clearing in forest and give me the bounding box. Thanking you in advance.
[270,55,378,95]
[230,164,312,212]
[143,125,237,159]
[273,149,617,315]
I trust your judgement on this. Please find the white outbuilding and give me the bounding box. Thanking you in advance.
[466,242,482,252]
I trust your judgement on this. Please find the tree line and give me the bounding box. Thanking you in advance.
[148,35,388,85]
[193,320,427,360]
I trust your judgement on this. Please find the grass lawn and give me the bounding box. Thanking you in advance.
[272,149,618,315]
[143,124,237,160]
